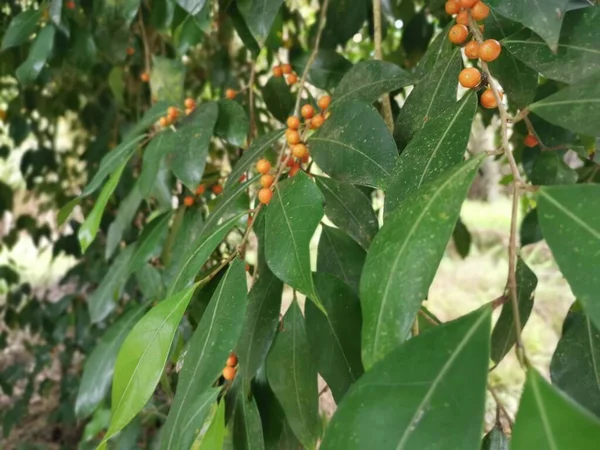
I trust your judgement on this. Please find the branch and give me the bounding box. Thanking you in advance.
[138,10,151,74]
[248,63,257,141]
[488,384,514,428]
[372,0,394,132]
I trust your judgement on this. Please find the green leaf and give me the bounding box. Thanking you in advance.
[361,155,484,370]
[231,392,265,450]
[16,25,55,85]
[238,0,284,44]
[57,197,81,226]
[395,47,462,149]
[317,225,366,296]
[331,60,416,109]
[225,1,260,55]
[216,100,250,147]
[452,217,471,259]
[161,260,248,450]
[537,184,600,329]
[129,212,172,272]
[291,50,352,91]
[174,388,221,450]
[490,258,538,364]
[305,273,363,402]
[511,368,600,449]
[487,0,569,53]
[309,100,398,189]
[75,306,146,419]
[69,26,97,70]
[96,0,140,25]
[171,102,219,191]
[320,0,368,49]
[102,283,198,443]
[109,67,125,106]
[386,92,477,215]
[481,426,509,450]
[265,172,323,305]
[315,176,378,249]
[1,10,42,51]
[106,184,143,260]
[551,311,600,417]
[78,161,127,254]
[530,151,578,185]
[174,9,210,55]
[135,263,164,302]
[226,129,284,189]
[49,0,62,27]
[139,130,176,198]
[201,176,255,236]
[414,23,455,79]
[529,73,600,137]
[197,400,226,450]
[262,76,295,124]
[502,7,600,85]
[176,0,208,14]
[520,208,543,247]
[266,300,321,450]
[150,56,186,104]
[320,307,491,450]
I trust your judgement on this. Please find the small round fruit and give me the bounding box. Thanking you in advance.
[445,0,461,15]
[285,129,301,145]
[65,1,76,9]
[286,73,298,85]
[459,0,479,8]
[289,164,301,177]
[126,47,135,56]
[222,366,236,381]
[458,67,482,88]
[317,95,331,110]
[167,106,179,120]
[471,2,490,20]
[185,108,193,115]
[480,89,497,109]
[273,66,283,77]
[524,134,539,148]
[479,39,502,62]
[185,98,196,109]
[456,10,469,25]
[287,116,300,130]
[226,354,238,367]
[282,64,292,74]
[310,114,325,129]
[140,72,150,82]
[183,196,194,207]
[301,151,310,164]
[212,184,223,195]
[292,143,308,159]
[196,184,205,195]
[225,89,236,100]
[464,41,480,59]
[256,159,271,175]
[260,174,275,188]
[159,116,170,127]
[301,104,315,119]
[448,24,469,45]
[258,188,273,204]
[239,174,247,183]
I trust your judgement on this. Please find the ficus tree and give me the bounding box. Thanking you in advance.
[1,0,600,448]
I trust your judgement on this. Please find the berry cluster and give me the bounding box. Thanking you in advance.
[272,63,298,85]
[158,98,197,128]
[446,1,503,109]
[222,353,238,381]
[182,182,223,207]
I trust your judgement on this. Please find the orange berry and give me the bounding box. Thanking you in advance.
[471,2,490,20]
[456,10,469,25]
[256,159,271,175]
[183,196,194,207]
[524,134,538,148]
[65,1,76,9]
[225,89,236,100]
[226,353,238,367]
[458,67,481,88]
[287,116,300,130]
[185,108,193,115]
[159,116,170,127]
[167,106,179,120]
[196,184,205,195]
[479,39,502,62]
[445,0,461,15]
[184,98,196,109]
[289,164,301,177]
[282,64,292,74]
[464,41,480,59]
[239,174,247,183]
[126,47,135,56]
[292,143,308,159]
[301,151,310,164]
[273,66,283,77]
[222,366,236,381]
[310,114,325,129]
[258,188,273,204]
[260,174,275,188]
[212,184,223,195]
[140,72,150,82]
[285,129,301,145]
[301,104,315,119]
[287,73,298,85]
[317,95,331,110]
[480,89,497,109]
[448,24,469,45]
[284,154,295,167]
[459,0,479,8]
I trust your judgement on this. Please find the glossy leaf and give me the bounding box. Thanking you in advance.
[49,0,62,26]
[305,272,363,402]
[266,300,321,449]
[320,0,368,49]
[1,10,42,50]
[238,0,284,43]
[75,306,146,419]
[309,100,398,189]
[102,284,198,444]
[315,176,378,249]
[452,217,471,259]
[520,208,544,247]
[361,155,484,369]
[490,258,538,364]
[174,8,210,55]
[106,184,143,260]
[530,151,578,186]
[225,0,260,55]
[529,73,600,137]
[481,427,509,450]
[129,212,172,273]
[292,50,352,91]
[331,60,416,108]
[161,260,248,450]
[321,307,491,450]
[201,176,255,236]
[171,102,219,191]
[139,130,177,198]
[551,310,600,417]
[317,225,366,296]
[231,392,265,450]
[512,368,600,449]
[150,56,185,104]
[176,0,208,14]
[262,76,295,124]
[386,92,477,214]
[175,388,221,450]
[414,23,455,79]
[537,184,600,329]
[197,400,226,450]
[216,100,250,147]
[16,25,55,85]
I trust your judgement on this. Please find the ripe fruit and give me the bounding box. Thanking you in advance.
[287,116,300,130]
[459,0,479,8]
[282,64,292,74]
[226,89,237,100]
[222,366,236,381]
[258,188,273,204]
[273,66,283,77]
[458,67,481,88]
[196,184,205,195]
[159,117,170,127]
[448,24,469,45]
[471,2,490,20]
[456,10,469,25]
[287,73,298,85]
[310,114,325,129]
[184,98,196,109]
[285,129,301,145]
[464,41,480,59]
[126,47,135,56]
[260,174,275,188]
[140,72,150,82]
[185,108,193,115]
[65,1,76,9]
[524,134,538,148]
[289,164,301,177]
[292,143,308,159]
[301,151,310,164]
[239,174,247,183]
[445,0,461,15]
[256,159,271,175]
[212,184,223,195]
[183,196,194,207]
[226,353,238,367]
[479,39,502,62]
[480,89,497,109]
[301,104,315,119]
[317,95,331,110]
[167,106,179,120]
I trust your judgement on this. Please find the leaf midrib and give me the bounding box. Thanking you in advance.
[310,137,391,177]
[530,373,559,450]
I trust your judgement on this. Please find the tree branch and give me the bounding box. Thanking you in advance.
[372,0,394,132]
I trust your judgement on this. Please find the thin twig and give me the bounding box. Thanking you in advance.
[488,384,514,428]
[418,308,440,326]
[248,63,257,141]
[138,10,151,74]
[372,0,394,132]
